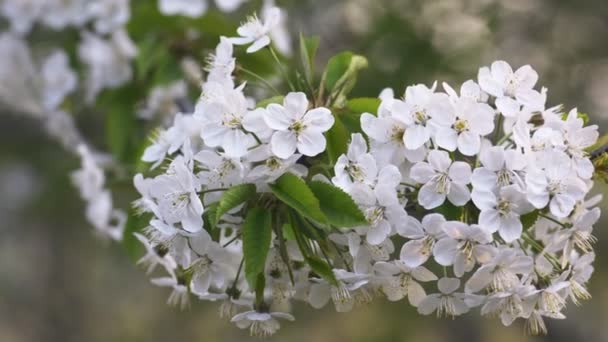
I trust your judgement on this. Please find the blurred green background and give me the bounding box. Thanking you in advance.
[2,0,608,341]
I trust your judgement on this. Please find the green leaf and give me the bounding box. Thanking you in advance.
[101,85,140,163]
[254,273,266,308]
[323,51,368,105]
[202,202,218,229]
[282,223,296,241]
[340,112,363,133]
[308,181,367,228]
[290,209,327,241]
[521,211,540,231]
[269,173,327,224]
[243,208,273,287]
[135,34,166,81]
[299,33,320,85]
[256,95,284,108]
[346,98,381,115]
[434,201,460,220]
[306,256,338,286]
[325,116,350,165]
[324,51,353,92]
[214,184,256,225]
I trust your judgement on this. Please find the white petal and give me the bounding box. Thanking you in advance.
[465,266,492,293]
[367,219,391,245]
[432,238,458,266]
[411,266,438,282]
[496,97,520,118]
[438,277,460,294]
[404,125,429,150]
[308,284,330,309]
[427,150,451,172]
[297,130,327,156]
[396,216,425,238]
[400,240,430,268]
[491,61,513,85]
[246,35,271,53]
[421,214,446,235]
[264,103,292,130]
[303,107,334,132]
[471,168,498,191]
[360,113,392,142]
[457,131,481,156]
[435,127,458,151]
[417,295,440,315]
[407,281,427,307]
[499,215,522,242]
[271,130,297,158]
[377,165,402,187]
[448,162,472,184]
[549,194,576,218]
[418,182,446,209]
[222,129,250,157]
[514,64,538,90]
[242,108,272,139]
[283,92,309,119]
[478,67,503,97]
[447,183,470,206]
[471,189,496,211]
[478,209,500,234]
[410,162,435,184]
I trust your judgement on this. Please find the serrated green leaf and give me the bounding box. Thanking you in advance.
[215,184,256,225]
[290,209,327,241]
[521,211,540,231]
[346,98,381,115]
[299,33,320,85]
[325,116,350,165]
[308,181,367,228]
[256,95,284,108]
[306,256,338,286]
[243,208,273,287]
[269,173,327,224]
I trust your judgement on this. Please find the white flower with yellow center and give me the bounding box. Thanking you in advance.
[263,92,334,159]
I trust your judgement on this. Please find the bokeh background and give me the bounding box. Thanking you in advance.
[2,0,608,341]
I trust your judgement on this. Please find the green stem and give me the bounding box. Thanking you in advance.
[497,132,513,146]
[238,65,280,95]
[268,46,295,91]
[222,233,241,248]
[538,213,566,227]
[201,188,228,195]
[494,115,504,144]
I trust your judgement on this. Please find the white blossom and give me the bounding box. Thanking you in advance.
[410,150,472,209]
[263,92,334,158]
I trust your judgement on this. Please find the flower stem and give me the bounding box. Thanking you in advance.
[538,213,566,227]
[237,65,280,95]
[268,46,295,91]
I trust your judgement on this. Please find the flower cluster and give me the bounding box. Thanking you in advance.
[132,16,602,336]
[0,0,288,241]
